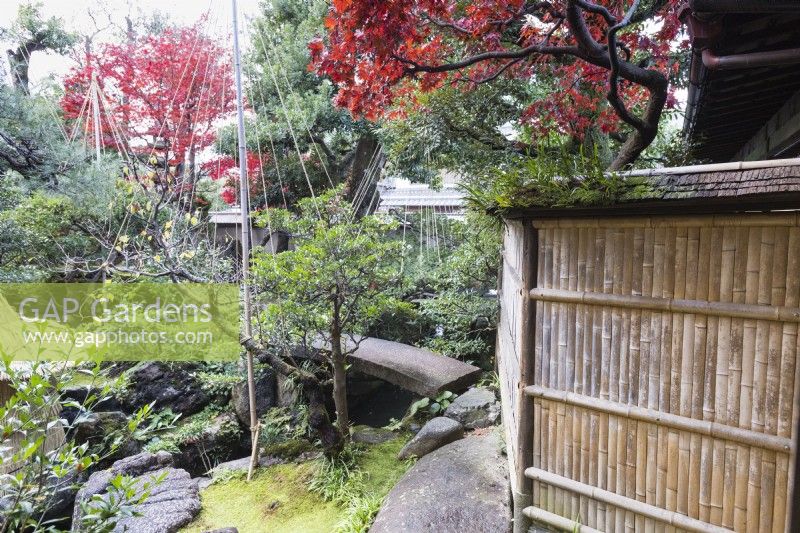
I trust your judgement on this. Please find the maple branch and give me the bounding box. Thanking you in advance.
[565,0,668,169]
[573,0,617,25]
[423,14,471,35]
[459,57,526,84]
[606,0,645,132]
[394,42,583,76]
[440,114,527,155]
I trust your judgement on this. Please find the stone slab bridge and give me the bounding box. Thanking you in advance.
[342,337,482,398]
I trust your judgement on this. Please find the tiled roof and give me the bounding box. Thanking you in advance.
[629,162,800,200]
[377,184,465,209]
[501,160,800,218]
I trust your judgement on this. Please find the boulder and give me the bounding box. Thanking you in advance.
[71,411,141,465]
[123,362,210,416]
[231,368,277,427]
[195,476,214,490]
[370,432,511,533]
[443,387,500,429]
[397,417,463,460]
[72,451,200,533]
[60,385,123,424]
[209,455,282,478]
[275,372,300,408]
[352,425,397,445]
[204,529,239,533]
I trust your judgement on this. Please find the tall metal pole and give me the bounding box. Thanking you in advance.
[231,0,259,480]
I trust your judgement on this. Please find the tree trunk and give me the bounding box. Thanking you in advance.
[330,302,350,436]
[7,47,33,94]
[241,336,344,458]
[301,374,344,457]
[343,133,384,217]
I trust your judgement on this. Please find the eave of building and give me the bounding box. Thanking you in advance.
[683,3,800,162]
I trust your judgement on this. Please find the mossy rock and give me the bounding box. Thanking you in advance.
[262,438,315,460]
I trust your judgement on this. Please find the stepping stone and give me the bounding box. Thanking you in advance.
[397,417,463,460]
[352,425,397,444]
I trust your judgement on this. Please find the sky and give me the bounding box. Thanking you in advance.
[1,0,261,90]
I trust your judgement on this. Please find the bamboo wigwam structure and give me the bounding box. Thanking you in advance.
[496,160,800,533]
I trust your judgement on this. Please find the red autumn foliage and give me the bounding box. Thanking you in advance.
[61,22,236,169]
[311,0,686,168]
[202,151,267,206]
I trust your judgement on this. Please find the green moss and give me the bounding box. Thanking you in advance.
[182,435,413,533]
[184,462,340,533]
[357,436,411,497]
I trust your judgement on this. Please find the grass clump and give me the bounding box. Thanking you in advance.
[334,495,383,533]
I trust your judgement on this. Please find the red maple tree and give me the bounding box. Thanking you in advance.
[61,22,236,192]
[311,0,684,169]
[203,151,269,206]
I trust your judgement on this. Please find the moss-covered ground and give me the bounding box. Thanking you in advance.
[182,435,410,533]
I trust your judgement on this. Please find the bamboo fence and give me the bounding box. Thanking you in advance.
[0,375,65,475]
[497,214,800,533]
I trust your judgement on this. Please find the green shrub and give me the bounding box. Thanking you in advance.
[0,359,164,532]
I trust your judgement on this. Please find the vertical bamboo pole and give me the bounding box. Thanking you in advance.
[717,226,735,528]
[705,226,723,526]
[776,226,800,531]
[231,0,260,481]
[617,226,634,533]
[540,227,553,512]
[594,227,612,531]
[551,228,569,516]
[737,227,761,531]
[749,227,774,532]
[627,226,645,532]
[602,227,620,530]
[694,227,711,522]
[648,227,663,526]
[731,226,750,531]
[655,226,676,524]
[761,226,786,532]
[786,318,800,533]
[667,227,687,516]
[703,226,735,527]
[513,222,538,533]
[568,227,580,520]
[582,226,596,526]
[640,227,655,532]
[533,227,546,511]
[548,228,566,514]
[679,227,699,517]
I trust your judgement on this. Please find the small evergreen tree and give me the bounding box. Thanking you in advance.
[250,188,400,449]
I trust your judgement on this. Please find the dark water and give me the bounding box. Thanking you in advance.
[348,379,416,427]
